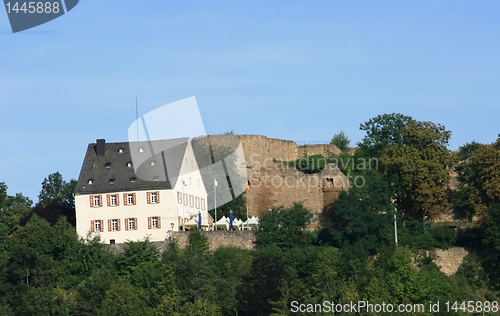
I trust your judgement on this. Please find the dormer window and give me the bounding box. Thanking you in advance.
[109,179,115,184]
[93,164,97,169]
[139,147,144,153]
[153,176,159,181]
[88,179,94,185]
[105,163,111,169]
[150,161,155,166]
[127,162,132,167]
[118,148,124,153]
[130,177,136,183]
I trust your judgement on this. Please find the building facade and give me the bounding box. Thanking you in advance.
[75,138,208,244]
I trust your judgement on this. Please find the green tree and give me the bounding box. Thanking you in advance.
[0,182,32,229]
[451,141,481,220]
[175,231,217,302]
[98,276,154,316]
[257,203,313,249]
[212,247,253,315]
[289,153,328,174]
[117,239,160,275]
[330,131,351,152]
[238,254,288,316]
[382,120,455,220]
[319,170,394,254]
[37,172,76,208]
[468,138,500,214]
[358,113,413,158]
[36,172,77,225]
[482,204,500,253]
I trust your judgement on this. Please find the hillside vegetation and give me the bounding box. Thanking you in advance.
[0,113,499,315]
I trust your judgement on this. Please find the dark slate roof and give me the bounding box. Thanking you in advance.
[75,138,188,194]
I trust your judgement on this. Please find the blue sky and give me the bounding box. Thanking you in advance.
[1,1,499,202]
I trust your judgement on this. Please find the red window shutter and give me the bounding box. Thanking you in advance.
[90,196,94,207]
[201,198,206,211]
[116,195,120,206]
[157,216,161,229]
[147,192,151,204]
[117,219,121,231]
[189,194,194,207]
[108,219,111,231]
[107,195,110,207]
[134,218,138,230]
[124,218,129,230]
[177,191,182,204]
[148,217,152,229]
[183,193,188,206]
[133,193,136,205]
[90,220,95,232]
[156,191,160,203]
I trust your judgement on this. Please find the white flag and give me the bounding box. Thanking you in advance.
[214,178,218,187]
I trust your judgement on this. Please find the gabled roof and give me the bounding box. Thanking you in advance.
[75,138,188,195]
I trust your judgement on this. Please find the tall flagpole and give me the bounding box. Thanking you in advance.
[246,203,249,230]
[394,214,398,247]
[182,181,185,231]
[214,179,217,231]
[135,96,139,141]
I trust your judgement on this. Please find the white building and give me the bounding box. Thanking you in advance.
[75,138,209,244]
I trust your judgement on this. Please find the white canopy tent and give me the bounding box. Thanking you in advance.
[242,216,260,230]
[214,216,229,230]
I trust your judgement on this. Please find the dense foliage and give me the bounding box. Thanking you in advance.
[1,114,500,314]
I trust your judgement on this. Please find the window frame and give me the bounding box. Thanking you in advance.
[90,219,104,233]
[108,218,121,232]
[90,195,103,208]
[107,194,120,207]
[125,217,138,230]
[147,191,160,204]
[123,193,136,206]
[148,216,161,229]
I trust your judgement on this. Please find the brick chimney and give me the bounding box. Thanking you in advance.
[96,139,106,156]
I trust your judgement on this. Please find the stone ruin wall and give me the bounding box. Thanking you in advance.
[106,230,256,254]
[235,135,347,224]
[106,232,468,277]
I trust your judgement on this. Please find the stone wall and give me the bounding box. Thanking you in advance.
[105,230,256,254]
[246,163,348,226]
[429,248,469,275]
[237,135,346,220]
[239,135,340,169]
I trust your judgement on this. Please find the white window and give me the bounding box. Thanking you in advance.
[95,220,102,232]
[111,219,119,231]
[147,191,159,204]
[124,193,136,205]
[91,220,103,232]
[148,216,161,229]
[90,195,102,207]
[127,218,136,230]
[152,216,159,228]
[107,194,119,207]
